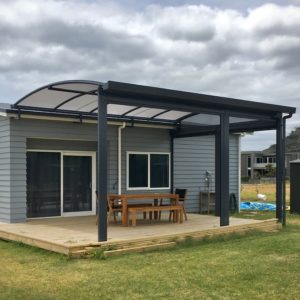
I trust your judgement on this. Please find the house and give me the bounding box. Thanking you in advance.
[0,80,295,242]
[241,151,300,179]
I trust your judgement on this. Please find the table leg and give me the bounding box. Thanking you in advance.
[154,198,158,220]
[174,196,179,223]
[132,210,136,227]
[176,209,179,223]
[122,198,128,227]
[180,208,183,223]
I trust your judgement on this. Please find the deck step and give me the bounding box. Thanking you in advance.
[103,241,176,257]
[69,249,88,258]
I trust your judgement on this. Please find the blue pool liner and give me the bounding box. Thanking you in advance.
[240,202,276,211]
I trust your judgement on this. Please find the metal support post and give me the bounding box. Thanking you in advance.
[97,86,108,241]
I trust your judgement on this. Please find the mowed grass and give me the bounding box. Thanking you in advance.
[241,182,290,204]
[1,214,300,300]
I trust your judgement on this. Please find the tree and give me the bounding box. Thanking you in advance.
[264,163,276,177]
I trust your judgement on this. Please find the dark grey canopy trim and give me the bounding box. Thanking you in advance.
[12,80,295,132]
[102,81,295,116]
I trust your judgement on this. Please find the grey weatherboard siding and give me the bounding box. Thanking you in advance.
[0,117,12,222]
[0,117,240,223]
[174,135,240,212]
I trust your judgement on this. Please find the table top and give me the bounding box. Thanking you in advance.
[109,193,178,200]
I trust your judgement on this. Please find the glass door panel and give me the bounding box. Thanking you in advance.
[63,155,92,213]
[27,152,61,218]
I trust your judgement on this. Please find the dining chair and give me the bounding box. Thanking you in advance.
[95,193,122,226]
[174,189,188,221]
[159,189,188,221]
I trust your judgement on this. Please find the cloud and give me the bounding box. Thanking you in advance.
[0,1,300,149]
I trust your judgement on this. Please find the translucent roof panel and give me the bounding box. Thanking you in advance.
[156,110,191,120]
[17,89,79,109]
[50,82,99,93]
[229,117,257,123]
[182,114,258,126]
[59,94,98,112]
[182,114,220,126]
[107,104,137,115]
[126,107,166,118]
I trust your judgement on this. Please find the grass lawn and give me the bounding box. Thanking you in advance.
[241,182,290,204]
[1,214,300,300]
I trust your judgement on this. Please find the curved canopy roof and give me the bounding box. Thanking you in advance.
[13,80,193,124]
[11,80,296,128]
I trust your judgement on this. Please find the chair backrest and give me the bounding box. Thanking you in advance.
[175,189,187,202]
[95,190,111,211]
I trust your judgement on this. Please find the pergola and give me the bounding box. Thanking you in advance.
[12,80,296,241]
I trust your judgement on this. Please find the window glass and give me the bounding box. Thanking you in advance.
[27,152,61,218]
[150,154,169,188]
[256,157,262,164]
[247,156,251,167]
[63,156,92,212]
[129,154,148,188]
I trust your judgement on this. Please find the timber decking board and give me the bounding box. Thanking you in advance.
[0,214,279,257]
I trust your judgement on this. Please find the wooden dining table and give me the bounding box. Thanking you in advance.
[109,193,179,226]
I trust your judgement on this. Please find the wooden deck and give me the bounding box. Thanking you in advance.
[0,214,280,257]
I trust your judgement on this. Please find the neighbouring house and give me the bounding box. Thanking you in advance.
[241,151,300,179]
[241,128,300,179]
[0,80,295,241]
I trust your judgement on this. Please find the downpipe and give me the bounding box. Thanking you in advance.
[118,122,126,195]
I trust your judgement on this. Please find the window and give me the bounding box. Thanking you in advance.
[268,157,276,164]
[247,156,251,168]
[150,154,169,188]
[127,152,170,189]
[256,157,263,164]
[128,154,148,188]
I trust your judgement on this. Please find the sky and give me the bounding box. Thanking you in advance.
[0,0,300,150]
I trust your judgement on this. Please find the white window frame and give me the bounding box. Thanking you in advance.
[126,151,171,191]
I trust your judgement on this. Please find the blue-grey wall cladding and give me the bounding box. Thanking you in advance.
[0,117,12,222]
[174,135,240,212]
[0,117,239,222]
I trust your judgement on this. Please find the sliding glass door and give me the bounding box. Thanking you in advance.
[27,152,61,218]
[63,154,93,215]
[27,151,96,218]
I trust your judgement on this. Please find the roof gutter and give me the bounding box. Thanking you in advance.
[5,111,175,130]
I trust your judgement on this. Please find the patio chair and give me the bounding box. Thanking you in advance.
[95,194,122,226]
[159,189,188,221]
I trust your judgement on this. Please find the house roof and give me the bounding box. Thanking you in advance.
[1,80,296,130]
[290,159,300,164]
